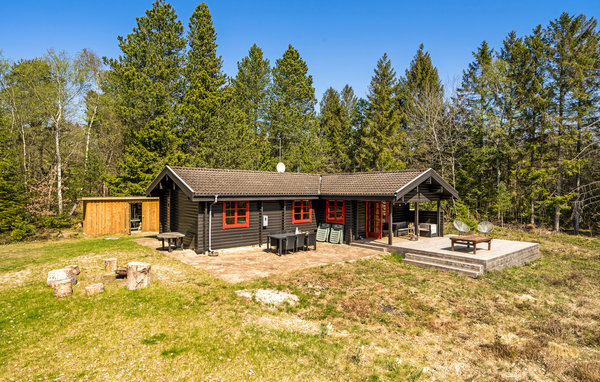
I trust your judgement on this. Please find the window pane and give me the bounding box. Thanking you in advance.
[237,216,247,224]
[225,217,235,225]
[238,201,247,211]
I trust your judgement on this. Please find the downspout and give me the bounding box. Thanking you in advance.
[208,195,218,253]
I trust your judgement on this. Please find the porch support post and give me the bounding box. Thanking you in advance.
[437,200,441,237]
[415,202,420,240]
[388,202,393,245]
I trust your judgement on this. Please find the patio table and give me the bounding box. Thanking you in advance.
[267,232,307,256]
[157,232,185,252]
[450,235,492,254]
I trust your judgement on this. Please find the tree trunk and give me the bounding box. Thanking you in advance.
[47,268,77,287]
[55,102,64,215]
[53,280,73,298]
[85,283,104,296]
[126,262,151,290]
[104,258,117,273]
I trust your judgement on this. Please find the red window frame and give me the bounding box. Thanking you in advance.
[326,200,345,224]
[292,200,312,224]
[222,201,250,229]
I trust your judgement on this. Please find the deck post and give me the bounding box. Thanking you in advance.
[437,200,441,237]
[388,202,393,245]
[415,202,420,240]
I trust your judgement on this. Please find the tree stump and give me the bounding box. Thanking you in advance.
[104,258,117,273]
[126,262,151,290]
[66,265,80,275]
[85,283,104,296]
[53,280,73,298]
[47,268,77,287]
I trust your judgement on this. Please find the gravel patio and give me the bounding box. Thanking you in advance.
[134,237,382,283]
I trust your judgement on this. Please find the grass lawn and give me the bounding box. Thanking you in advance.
[0,230,599,381]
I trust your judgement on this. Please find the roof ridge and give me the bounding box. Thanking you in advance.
[170,165,429,176]
[321,169,429,176]
[170,166,319,176]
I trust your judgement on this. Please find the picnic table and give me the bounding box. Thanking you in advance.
[450,235,492,254]
[157,232,185,252]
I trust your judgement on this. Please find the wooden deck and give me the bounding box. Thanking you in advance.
[351,236,540,277]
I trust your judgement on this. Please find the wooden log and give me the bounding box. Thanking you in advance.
[85,283,104,296]
[104,258,117,273]
[47,268,77,287]
[126,262,151,290]
[66,265,80,275]
[53,280,73,298]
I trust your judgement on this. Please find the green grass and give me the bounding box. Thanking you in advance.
[0,231,599,380]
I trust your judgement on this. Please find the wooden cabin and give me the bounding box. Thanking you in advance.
[146,166,458,253]
[81,197,159,235]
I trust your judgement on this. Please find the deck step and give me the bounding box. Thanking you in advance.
[404,253,483,273]
[403,258,481,278]
[349,242,388,252]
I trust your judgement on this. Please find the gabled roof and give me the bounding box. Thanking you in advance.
[146,166,459,200]
[320,170,427,196]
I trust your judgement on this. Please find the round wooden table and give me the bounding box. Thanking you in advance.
[156,232,185,252]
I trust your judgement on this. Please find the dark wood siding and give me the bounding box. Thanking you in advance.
[313,199,326,226]
[211,201,261,250]
[263,201,284,235]
[159,190,170,233]
[284,200,317,232]
[197,202,206,254]
[171,189,198,250]
[356,201,366,238]
[402,184,452,201]
[343,201,353,244]
[392,203,410,223]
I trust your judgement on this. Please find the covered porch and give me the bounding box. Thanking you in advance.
[353,169,458,245]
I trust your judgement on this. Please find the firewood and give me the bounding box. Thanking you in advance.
[126,262,151,290]
[104,258,117,273]
[53,280,73,298]
[85,283,104,296]
[47,268,77,287]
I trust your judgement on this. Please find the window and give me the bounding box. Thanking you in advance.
[292,200,312,223]
[223,201,249,229]
[326,200,345,224]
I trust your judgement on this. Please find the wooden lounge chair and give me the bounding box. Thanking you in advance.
[394,221,410,236]
[418,223,437,237]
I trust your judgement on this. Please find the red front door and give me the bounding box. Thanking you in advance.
[366,201,382,239]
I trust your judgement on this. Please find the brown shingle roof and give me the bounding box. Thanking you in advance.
[169,166,320,196]
[165,166,432,197]
[320,170,428,196]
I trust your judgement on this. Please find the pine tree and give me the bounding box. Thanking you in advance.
[267,45,323,172]
[399,44,444,165]
[232,43,271,169]
[359,53,404,171]
[319,87,352,171]
[182,2,226,166]
[105,0,186,195]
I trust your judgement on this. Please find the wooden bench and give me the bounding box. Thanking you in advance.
[450,235,492,254]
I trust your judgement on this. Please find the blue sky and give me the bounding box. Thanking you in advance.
[1,0,598,102]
